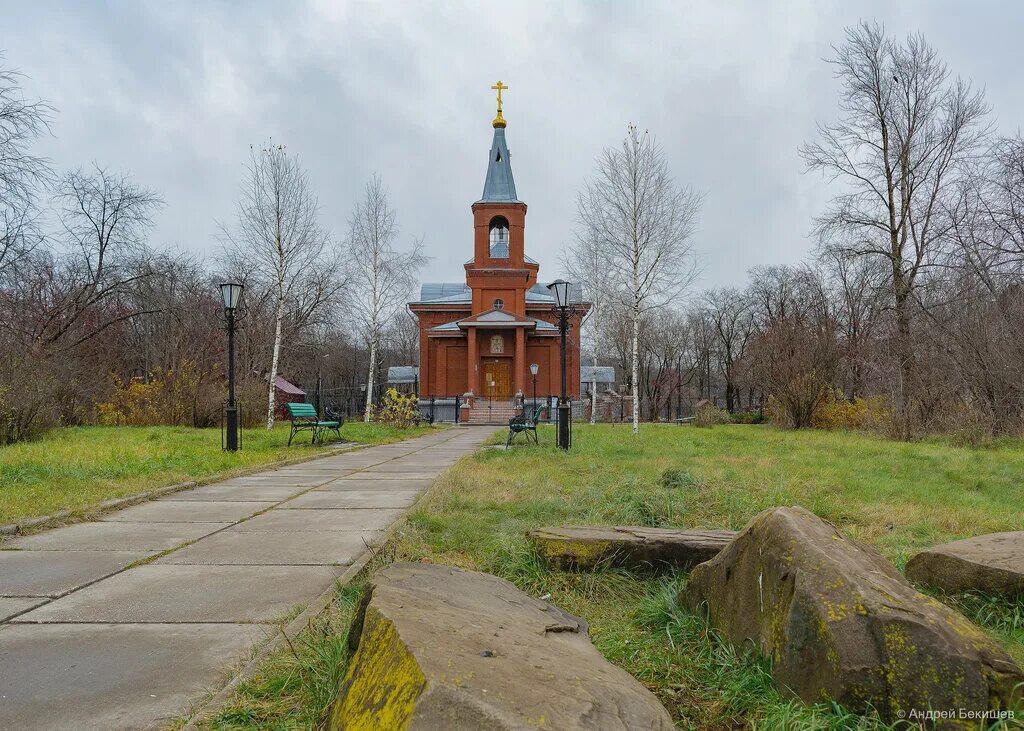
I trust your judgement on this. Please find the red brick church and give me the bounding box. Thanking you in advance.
[409,83,588,409]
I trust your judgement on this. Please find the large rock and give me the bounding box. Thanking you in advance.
[327,562,674,730]
[906,531,1024,597]
[528,525,735,571]
[685,506,1023,726]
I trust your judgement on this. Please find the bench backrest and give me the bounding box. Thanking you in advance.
[286,402,317,420]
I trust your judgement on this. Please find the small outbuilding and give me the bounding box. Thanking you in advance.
[274,376,306,419]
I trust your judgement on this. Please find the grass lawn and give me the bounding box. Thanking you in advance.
[0,421,438,524]
[201,424,1024,730]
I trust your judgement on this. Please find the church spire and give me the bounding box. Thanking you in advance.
[480,81,518,203]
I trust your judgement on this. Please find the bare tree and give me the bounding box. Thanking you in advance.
[801,22,989,434]
[703,287,756,412]
[48,165,165,349]
[345,175,426,420]
[223,143,332,429]
[578,125,702,433]
[564,232,617,423]
[0,56,53,273]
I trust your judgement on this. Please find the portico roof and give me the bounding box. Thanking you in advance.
[459,308,534,328]
[412,281,582,307]
[427,310,560,335]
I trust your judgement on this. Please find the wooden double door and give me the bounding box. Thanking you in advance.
[482,358,512,399]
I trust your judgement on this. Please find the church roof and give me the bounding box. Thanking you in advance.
[479,126,519,203]
[427,313,560,334]
[413,281,584,306]
[387,366,419,384]
[418,283,470,302]
[581,366,616,384]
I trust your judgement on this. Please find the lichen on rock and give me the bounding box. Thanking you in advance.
[528,525,735,571]
[684,506,1023,728]
[327,562,675,730]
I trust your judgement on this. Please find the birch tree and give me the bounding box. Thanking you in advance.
[563,232,616,423]
[345,175,426,420]
[577,125,702,433]
[224,143,331,429]
[801,22,989,434]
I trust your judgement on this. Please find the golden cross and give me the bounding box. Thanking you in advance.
[491,80,508,113]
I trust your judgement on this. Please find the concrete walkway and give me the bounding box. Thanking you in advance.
[0,426,490,730]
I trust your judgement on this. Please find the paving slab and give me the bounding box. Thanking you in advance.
[0,597,45,621]
[361,463,447,473]
[352,466,440,479]
[0,426,494,730]
[100,500,275,523]
[156,530,375,565]
[0,623,270,731]
[161,483,307,502]
[17,564,342,623]
[319,477,434,491]
[282,490,421,509]
[0,550,146,597]
[233,508,403,532]
[1,521,230,552]
[217,475,326,486]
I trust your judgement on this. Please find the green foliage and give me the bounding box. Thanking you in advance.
[729,410,765,424]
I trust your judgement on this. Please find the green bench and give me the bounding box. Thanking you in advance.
[506,405,543,447]
[285,402,343,445]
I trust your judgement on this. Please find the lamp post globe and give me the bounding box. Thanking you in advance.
[529,362,539,412]
[219,282,244,452]
[546,280,572,450]
[547,279,570,309]
[220,282,244,311]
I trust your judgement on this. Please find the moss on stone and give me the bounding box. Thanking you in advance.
[328,606,426,731]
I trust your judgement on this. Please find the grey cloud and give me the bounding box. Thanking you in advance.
[5,0,1024,289]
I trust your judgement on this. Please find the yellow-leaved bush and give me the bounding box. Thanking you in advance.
[96,361,219,427]
[811,391,890,430]
[368,388,420,429]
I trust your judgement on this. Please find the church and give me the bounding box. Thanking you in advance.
[409,83,588,414]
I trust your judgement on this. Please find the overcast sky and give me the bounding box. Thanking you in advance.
[5,1,1024,295]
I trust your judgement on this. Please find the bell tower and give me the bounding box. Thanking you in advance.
[466,80,538,316]
[408,81,590,406]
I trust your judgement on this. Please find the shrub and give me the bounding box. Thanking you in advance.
[694,403,731,428]
[729,410,763,425]
[96,362,221,427]
[812,391,890,431]
[371,388,419,429]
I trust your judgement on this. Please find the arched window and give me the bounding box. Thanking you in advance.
[489,216,509,258]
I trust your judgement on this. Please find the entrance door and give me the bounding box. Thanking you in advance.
[482,359,512,399]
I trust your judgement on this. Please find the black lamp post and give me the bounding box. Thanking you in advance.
[220,282,244,452]
[547,279,572,450]
[530,362,539,414]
